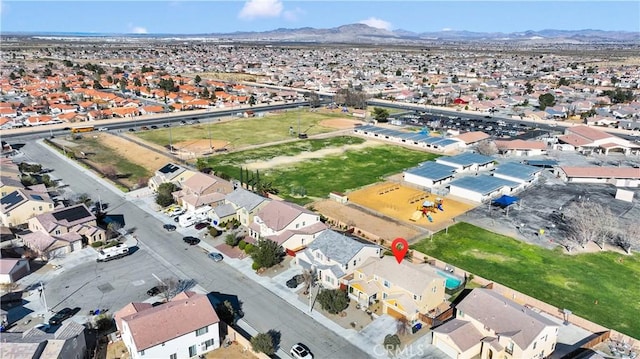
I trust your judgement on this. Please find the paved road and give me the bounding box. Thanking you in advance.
[19,141,370,359]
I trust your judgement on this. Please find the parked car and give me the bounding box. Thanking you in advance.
[290,343,313,359]
[163,224,177,231]
[128,128,136,132]
[48,307,81,325]
[140,126,150,130]
[286,274,304,288]
[147,285,167,297]
[194,222,209,230]
[208,252,223,262]
[163,124,171,128]
[150,125,158,129]
[183,236,200,245]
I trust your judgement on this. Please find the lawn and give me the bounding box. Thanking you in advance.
[134,109,353,148]
[410,222,640,339]
[203,137,437,204]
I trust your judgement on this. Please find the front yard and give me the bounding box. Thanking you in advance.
[410,222,640,339]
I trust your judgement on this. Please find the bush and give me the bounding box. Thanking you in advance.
[383,334,401,352]
[251,238,284,269]
[95,314,114,332]
[209,227,220,237]
[103,240,120,248]
[91,241,104,248]
[252,262,260,271]
[225,233,240,247]
[316,289,349,314]
[250,332,275,355]
[238,240,247,250]
[244,243,255,254]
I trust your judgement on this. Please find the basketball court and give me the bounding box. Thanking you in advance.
[347,182,478,232]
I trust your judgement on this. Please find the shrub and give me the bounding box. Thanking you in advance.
[383,334,401,352]
[250,238,284,269]
[250,332,275,355]
[91,241,104,248]
[244,243,255,254]
[209,227,220,237]
[238,240,247,250]
[95,314,114,332]
[225,233,240,246]
[252,262,260,271]
[316,289,349,314]
[103,240,120,248]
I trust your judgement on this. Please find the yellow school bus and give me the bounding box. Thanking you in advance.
[71,125,95,133]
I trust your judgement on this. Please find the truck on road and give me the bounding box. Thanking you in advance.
[96,244,129,262]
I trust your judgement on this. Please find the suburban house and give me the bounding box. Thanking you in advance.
[249,200,327,252]
[494,139,548,156]
[27,204,106,245]
[435,153,495,174]
[0,320,87,359]
[554,166,640,188]
[148,163,198,192]
[557,125,640,156]
[0,159,23,197]
[221,188,270,227]
[0,258,31,284]
[432,288,558,359]
[116,292,221,359]
[172,172,234,212]
[296,230,381,289]
[404,161,458,189]
[0,188,54,227]
[347,256,447,323]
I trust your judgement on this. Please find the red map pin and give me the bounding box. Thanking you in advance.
[391,237,409,264]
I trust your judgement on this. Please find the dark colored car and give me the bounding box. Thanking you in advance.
[128,128,136,132]
[194,222,209,230]
[147,285,168,296]
[163,124,171,128]
[150,125,158,129]
[286,274,304,288]
[48,307,80,325]
[183,236,200,245]
[173,216,180,223]
[163,224,177,231]
[208,252,223,262]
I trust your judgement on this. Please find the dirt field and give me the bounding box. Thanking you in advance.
[173,138,231,156]
[347,182,478,233]
[319,118,366,129]
[312,199,425,242]
[98,133,174,171]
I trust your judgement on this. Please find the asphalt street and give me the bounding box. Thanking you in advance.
[19,141,370,359]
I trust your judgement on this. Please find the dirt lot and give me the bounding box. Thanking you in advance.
[319,118,366,129]
[99,133,174,171]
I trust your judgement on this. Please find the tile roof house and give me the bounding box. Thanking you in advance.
[557,125,640,156]
[249,199,327,252]
[148,163,198,192]
[0,188,54,227]
[555,166,640,188]
[28,204,106,245]
[0,320,87,359]
[116,292,221,359]
[494,139,548,156]
[296,230,381,289]
[223,188,270,227]
[432,288,558,359]
[0,258,31,284]
[347,256,447,323]
[172,173,233,212]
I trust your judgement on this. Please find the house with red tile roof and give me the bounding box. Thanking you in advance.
[557,125,640,155]
[24,115,54,126]
[494,139,548,156]
[555,166,640,187]
[116,292,221,359]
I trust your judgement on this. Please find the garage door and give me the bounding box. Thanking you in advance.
[385,306,405,320]
[433,336,458,359]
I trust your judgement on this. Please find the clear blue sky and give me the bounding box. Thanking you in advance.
[1,1,639,34]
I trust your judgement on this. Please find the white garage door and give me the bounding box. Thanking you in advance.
[433,337,459,359]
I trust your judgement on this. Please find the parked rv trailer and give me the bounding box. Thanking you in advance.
[96,244,129,262]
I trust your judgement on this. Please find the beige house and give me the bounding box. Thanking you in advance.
[222,188,270,227]
[348,256,447,323]
[494,139,548,156]
[432,288,558,359]
[0,188,54,227]
[148,163,197,192]
[0,158,23,197]
[173,172,233,212]
[557,125,640,155]
[28,204,106,245]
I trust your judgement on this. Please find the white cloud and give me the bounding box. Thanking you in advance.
[358,17,392,31]
[441,27,453,32]
[283,7,305,22]
[128,24,148,34]
[238,0,283,20]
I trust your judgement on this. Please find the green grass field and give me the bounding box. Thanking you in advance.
[202,136,438,204]
[135,110,353,148]
[410,222,640,339]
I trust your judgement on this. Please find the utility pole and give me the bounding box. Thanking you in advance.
[208,123,213,150]
[168,125,173,153]
[39,282,49,323]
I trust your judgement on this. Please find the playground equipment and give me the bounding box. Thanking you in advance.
[408,193,429,204]
[409,198,444,223]
[378,184,400,195]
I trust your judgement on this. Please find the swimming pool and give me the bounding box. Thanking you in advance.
[436,270,463,289]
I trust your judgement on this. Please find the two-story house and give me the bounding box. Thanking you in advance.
[432,288,558,359]
[0,320,87,358]
[116,292,221,359]
[249,200,327,252]
[217,188,270,227]
[172,172,234,212]
[0,188,54,227]
[148,163,197,192]
[347,256,446,323]
[296,230,381,288]
[28,204,106,245]
[0,158,23,197]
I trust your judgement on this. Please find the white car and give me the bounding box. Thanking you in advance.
[290,343,313,359]
[97,127,109,132]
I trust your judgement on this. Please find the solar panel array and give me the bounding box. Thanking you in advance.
[449,175,519,195]
[355,125,459,148]
[437,152,494,167]
[52,205,92,222]
[494,162,541,181]
[158,163,180,174]
[406,162,457,181]
[0,191,24,208]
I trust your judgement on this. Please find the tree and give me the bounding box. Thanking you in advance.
[558,77,570,86]
[60,82,70,92]
[524,81,534,94]
[306,91,321,108]
[251,332,275,356]
[119,77,128,92]
[316,288,349,314]
[395,69,402,76]
[538,93,555,110]
[475,140,498,156]
[251,238,284,269]
[225,233,240,247]
[248,95,256,106]
[372,107,390,122]
[561,201,616,252]
[74,193,93,207]
[133,77,142,87]
[201,86,210,99]
[396,317,410,336]
[194,75,202,86]
[155,182,178,207]
[215,300,240,324]
[614,224,639,254]
[301,268,316,295]
[383,334,401,353]
[451,75,459,83]
[106,221,122,239]
[93,79,103,90]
